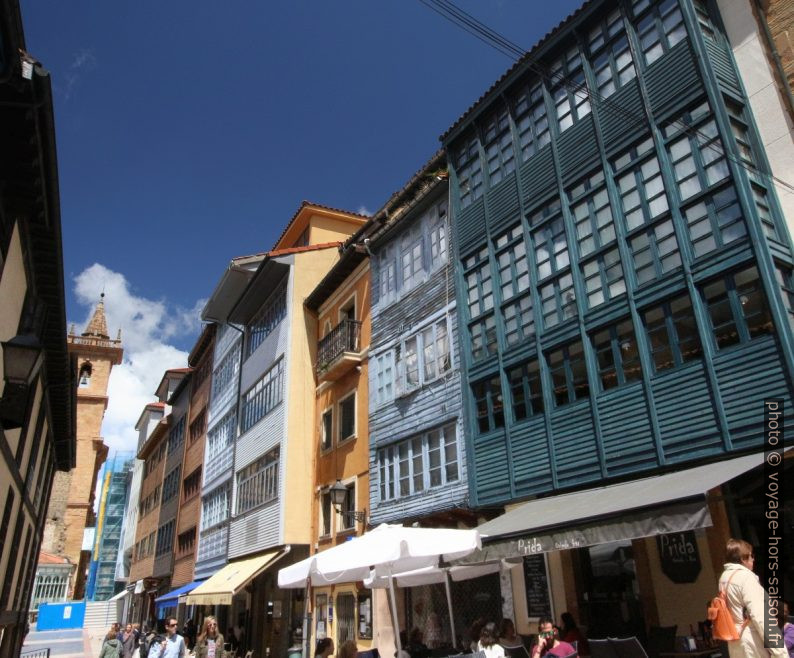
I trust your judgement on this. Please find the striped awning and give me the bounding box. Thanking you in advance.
[184,551,281,606]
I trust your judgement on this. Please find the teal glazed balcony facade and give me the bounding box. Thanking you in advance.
[442,0,794,507]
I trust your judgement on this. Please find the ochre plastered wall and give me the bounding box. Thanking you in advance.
[283,247,342,545]
[642,530,717,632]
[312,261,371,550]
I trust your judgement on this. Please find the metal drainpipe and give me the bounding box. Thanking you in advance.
[227,320,245,488]
[225,321,245,625]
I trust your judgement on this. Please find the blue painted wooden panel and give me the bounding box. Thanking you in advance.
[690,243,753,282]
[713,336,793,450]
[596,383,658,476]
[599,79,646,154]
[549,402,601,488]
[486,172,520,234]
[632,273,688,310]
[502,339,538,367]
[646,40,702,119]
[519,147,556,206]
[704,38,741,97]
[557,115,599,183]
[369,215,469,521]
[468,359,500,383]
[472,433,510,504]
[652,362,722,461]
[538,321,581,351]
[509,416,553,497]
[768,239,793,262]
[456,197,487,256]
[582,295,632,331]
[368,425,470,524]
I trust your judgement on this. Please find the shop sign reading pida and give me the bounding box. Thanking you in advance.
[656,531,701,583]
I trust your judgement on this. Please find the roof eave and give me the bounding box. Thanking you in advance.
[201,256,265,323]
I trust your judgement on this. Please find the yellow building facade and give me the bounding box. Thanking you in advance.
[306,249,374,653]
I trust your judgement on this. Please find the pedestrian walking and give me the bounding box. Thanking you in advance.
[194,616,226,658]
[148,617,186,658]
[121,624,138,658]
[718,538,786,658]
[100,630,123,658]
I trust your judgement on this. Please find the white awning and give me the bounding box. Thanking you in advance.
[462,451,767,561]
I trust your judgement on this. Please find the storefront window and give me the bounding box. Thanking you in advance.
[337,593,356,645]
[315,593,328,639]
[358,592,373,640]
[576,540,644,639]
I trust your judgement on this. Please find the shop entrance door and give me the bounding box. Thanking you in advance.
[577,540,646,641]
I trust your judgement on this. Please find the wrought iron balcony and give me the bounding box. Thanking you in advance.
[316,319,362,382]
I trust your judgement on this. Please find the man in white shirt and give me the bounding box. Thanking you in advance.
[148,618,186,658]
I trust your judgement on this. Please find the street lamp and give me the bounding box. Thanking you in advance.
[0,334,44,429]
[329,479,367,524]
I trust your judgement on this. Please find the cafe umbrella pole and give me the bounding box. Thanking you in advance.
[387,566,402,653]
[443,569,457,650]
[302,578,312,658]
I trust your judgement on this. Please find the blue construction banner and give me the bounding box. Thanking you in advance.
[36,601,86,630]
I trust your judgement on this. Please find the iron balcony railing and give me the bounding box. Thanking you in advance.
[316,320,361,373]
[21,650,50,658]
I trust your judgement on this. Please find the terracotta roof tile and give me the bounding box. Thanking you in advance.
[272,201,369,251]
[39,551,71,565]
[267,242,342,257]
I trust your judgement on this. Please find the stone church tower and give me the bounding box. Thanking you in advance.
[40,294,123,599]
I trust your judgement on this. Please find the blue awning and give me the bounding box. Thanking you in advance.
[154,580,204,611]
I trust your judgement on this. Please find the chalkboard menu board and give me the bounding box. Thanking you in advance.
[523,554,552,619]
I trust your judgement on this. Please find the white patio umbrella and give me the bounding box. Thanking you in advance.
[278,524,482,652]
[278,524,481,587]
[363,560,509,649]
[363,560,502,588]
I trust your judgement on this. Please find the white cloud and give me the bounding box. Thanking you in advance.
[71,263,202,457]
[356,205,372,217]
[61,49,97,101]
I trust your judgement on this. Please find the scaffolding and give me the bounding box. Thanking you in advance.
[85,451,134,601]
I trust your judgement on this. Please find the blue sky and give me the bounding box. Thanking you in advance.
[20,1,582,452]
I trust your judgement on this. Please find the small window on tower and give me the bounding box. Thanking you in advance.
[79,363,92,388]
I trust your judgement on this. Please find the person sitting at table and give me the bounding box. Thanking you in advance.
[479,622,506,658]
[315,638,335,658]
[499,619,524,649]
[408,627,428,658]
[470,618,487,653]
[531,618,576,658]
[560,613,588,656]
[338,640,358,658]
[425,612,443,649]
